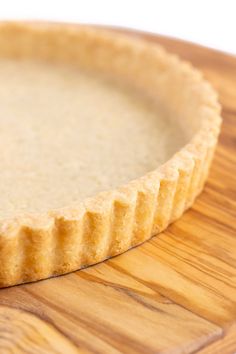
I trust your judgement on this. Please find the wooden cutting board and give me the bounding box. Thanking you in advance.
[0,28,236,354]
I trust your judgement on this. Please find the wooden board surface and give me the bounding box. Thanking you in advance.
[0,28,236,354]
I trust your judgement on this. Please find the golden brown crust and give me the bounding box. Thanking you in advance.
[0,22,222,287]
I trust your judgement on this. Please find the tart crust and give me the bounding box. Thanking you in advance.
[0,22,221,287]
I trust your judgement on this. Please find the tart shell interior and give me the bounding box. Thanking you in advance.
[0,59,187,217]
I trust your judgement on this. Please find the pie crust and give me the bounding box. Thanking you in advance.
[0,22,221,287]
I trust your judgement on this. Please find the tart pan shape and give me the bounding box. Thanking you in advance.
[0,22,221,287]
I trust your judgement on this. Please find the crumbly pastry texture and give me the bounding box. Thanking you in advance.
[0,59,187,217]
[0,22,221,287]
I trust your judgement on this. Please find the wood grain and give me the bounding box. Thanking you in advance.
[0,306,79,353]
[198,324,236,354]
[0,28,236,354]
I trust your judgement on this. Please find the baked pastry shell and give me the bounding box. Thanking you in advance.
[0,22,222,287]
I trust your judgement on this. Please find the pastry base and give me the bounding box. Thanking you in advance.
[0,59,186,217]
[0,22,221,287]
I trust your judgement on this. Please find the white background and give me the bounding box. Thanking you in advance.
[0,0,236,54]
